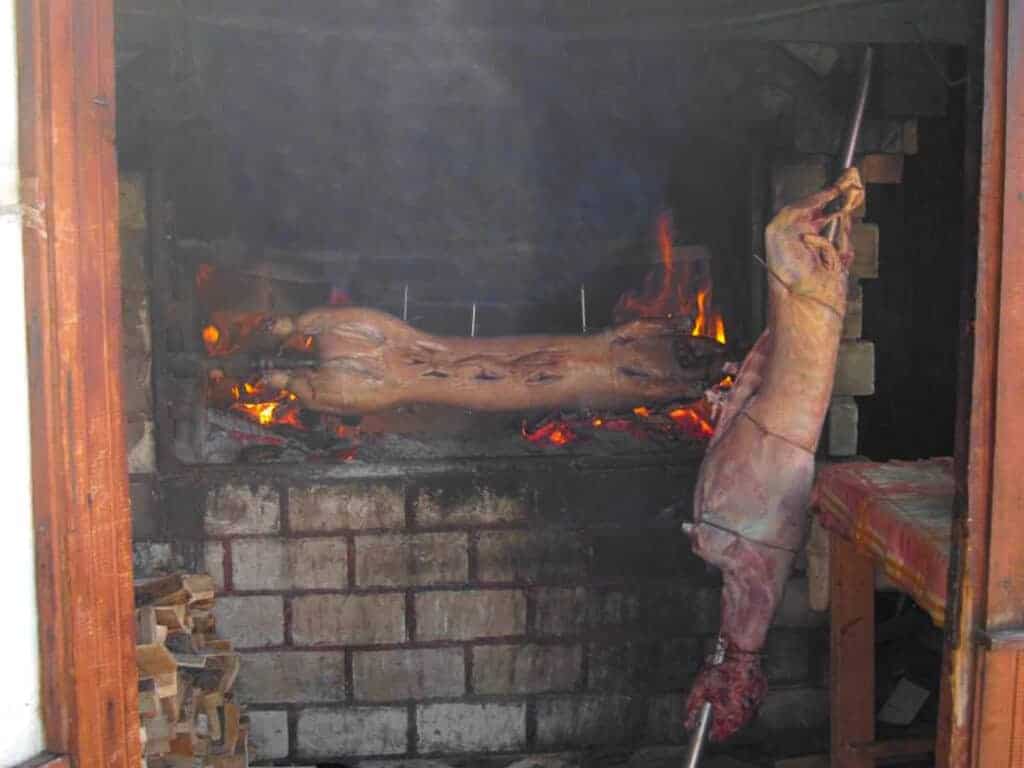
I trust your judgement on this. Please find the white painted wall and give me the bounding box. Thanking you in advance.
[0,0,46,763]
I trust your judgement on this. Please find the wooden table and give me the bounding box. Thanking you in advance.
[813,458,954,767]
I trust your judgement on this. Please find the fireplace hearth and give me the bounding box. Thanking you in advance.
[116,2,966,764]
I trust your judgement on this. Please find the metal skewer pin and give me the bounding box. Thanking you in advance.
[403,284,409,323]
[470,302,477,338]
[580,284,588,335]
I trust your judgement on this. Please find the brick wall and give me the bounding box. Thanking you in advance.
[136,461,828,764]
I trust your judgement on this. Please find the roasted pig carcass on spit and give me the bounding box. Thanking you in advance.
[683,168,865,742]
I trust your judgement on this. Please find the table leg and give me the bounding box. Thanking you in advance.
[831,533,876,768]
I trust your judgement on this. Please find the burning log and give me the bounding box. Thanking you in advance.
[221,308,728,415]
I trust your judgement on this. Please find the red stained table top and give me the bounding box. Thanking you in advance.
[814,457,954,626]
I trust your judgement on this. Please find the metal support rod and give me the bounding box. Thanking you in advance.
[470,302,477,337]
[826,45,874,243]
[683,636,726,768]
[580,284,588,334]
[402,284,409,322]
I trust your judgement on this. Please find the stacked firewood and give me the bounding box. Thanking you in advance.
[135,573,249,767]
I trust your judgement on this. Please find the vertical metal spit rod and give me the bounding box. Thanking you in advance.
[683,636,726,768]
[403,284,409,323]
[826,46,874,243]
[470,302,477,337]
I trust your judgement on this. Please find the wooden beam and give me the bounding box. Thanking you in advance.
[17,1,140,766]
[115,0,967,44]
[974,0,1024,760]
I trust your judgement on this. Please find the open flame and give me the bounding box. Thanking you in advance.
[614,212,727,345]
[691,288,727,345]
[211,376,307,431]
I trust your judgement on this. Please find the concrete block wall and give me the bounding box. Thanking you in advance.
[135,462,831,764]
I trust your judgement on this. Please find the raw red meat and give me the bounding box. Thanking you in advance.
[684,169,865,741]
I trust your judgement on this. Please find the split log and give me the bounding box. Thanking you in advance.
[135,573,249,767]
[255,307,726,415]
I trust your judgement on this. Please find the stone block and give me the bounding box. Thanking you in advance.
[833,341,875,397]
[292,593,406,646]
[355,533,468,587]
[772,162,827,214]
[297,707,408,757]
[763,629,813,685]
[590,637,700,696]
[646,694,687,745]
[214,595,284,648]
[773,578,827,628]
[125,419,156,475]
[535,696,633,748]
[587,589,642,628]
[205,484,281,536]
[413,479,531,527]
[234,651,345,704]
[290,483,406,532]
[850,222,879,279]
[472,644,582,694]
[543,466,694,529]
[119,172,147,230]
[828,396,859,457]
[591,534,705,585]
[353,648,464,702]
[417,702,526,753]
[655,637,703,692]
[857,153,904,184]
[643,584,721,635]
[587,641,647,693]
[132,541,184,577]
[203,541,226,591]
[415,590,525,641]
[903,119,919,155]
[782,43,839,77]
[248,709,289,761]
[129,475,161,539]
[535,588,587,636]
[795,115,910,155]
[476,530,589,584]
[842,281,863,339]
[755,686,829,732]
[881,46,949,117]
[232,537,347,591]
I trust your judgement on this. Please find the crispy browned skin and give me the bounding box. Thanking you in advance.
[259,311,724,414]
[685,169,865,741]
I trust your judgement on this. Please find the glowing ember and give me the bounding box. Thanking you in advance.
[202,324,221,348]
[201,312,269,357]
[522,419,578,447]
[669,407,715,439]
[633,406,651,418]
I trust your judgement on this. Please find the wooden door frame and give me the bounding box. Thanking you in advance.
[17,1,140,766]
[941,0,1024,765]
